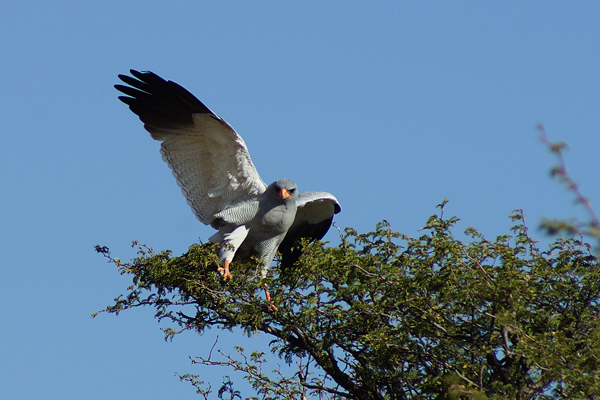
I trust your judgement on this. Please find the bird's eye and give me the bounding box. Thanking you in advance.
[289,188,296,193]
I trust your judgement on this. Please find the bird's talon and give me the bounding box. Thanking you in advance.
[217,267,233,281]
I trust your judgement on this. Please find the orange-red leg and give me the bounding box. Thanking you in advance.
[264,284,278,311]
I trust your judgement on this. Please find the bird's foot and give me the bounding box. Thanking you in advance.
[218,260,233,281]
[218,268,233,280]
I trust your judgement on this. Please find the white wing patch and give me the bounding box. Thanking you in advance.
[157,113,266,225]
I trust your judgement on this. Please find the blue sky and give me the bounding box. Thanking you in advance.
[2,2,599,399]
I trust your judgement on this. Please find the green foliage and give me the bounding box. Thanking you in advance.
[95,204,600,400]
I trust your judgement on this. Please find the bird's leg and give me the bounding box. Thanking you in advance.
[264,284,278,311]
[218,260,233,280]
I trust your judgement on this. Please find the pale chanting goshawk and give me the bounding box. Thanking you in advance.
[115,70,341,282]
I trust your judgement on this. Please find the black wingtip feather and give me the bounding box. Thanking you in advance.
[115,70,215,129]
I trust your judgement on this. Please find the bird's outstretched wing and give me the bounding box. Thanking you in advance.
[115,70,267,226]
[278,191,341,268]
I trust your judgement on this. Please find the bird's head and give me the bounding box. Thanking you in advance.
[271,179,298,203]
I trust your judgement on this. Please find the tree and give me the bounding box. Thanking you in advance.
[95,202,600,399]
[96,128,600,399]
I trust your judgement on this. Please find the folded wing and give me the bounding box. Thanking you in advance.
[278,191,342,268]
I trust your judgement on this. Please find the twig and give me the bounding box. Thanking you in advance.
[538,124,600,228]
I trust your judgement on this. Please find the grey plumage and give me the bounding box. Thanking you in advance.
[115,70,341,278]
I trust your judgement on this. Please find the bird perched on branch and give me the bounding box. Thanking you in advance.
[115,70,341,285]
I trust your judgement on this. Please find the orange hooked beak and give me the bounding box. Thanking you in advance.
[279,188,292,199]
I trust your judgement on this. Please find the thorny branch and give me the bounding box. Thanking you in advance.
[537,124,600,242]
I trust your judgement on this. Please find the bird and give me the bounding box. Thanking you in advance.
[115,69,341,285]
